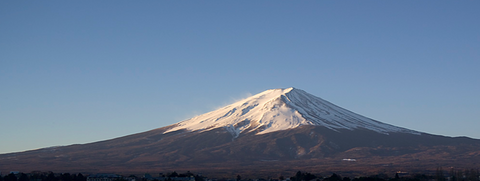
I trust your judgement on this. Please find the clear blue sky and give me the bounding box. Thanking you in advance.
[1,1,479,154]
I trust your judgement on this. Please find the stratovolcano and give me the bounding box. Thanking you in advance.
[1,88,479,177]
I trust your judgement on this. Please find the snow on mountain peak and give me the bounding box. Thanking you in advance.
[164,88,420,136]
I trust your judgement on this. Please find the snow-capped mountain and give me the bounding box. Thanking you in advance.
[166,87,419,136]
[2,88,479,177]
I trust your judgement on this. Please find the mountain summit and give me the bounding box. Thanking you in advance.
[166,87,419,136]
[1,88,479,177]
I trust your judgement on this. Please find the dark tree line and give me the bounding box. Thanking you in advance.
[291,171,318,181]
[287,171,450,181]
[3,169,479,181]
[146,171,204,181]
[0,172,86,181]
[436,167,480,181]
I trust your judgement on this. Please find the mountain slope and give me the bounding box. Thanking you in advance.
[1,88,479,177]
[166,88,419,136]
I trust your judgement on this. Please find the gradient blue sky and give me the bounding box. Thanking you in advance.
[1,1,479,154]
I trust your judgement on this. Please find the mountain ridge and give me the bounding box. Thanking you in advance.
[165,87,420,136]
[1,87,479,177]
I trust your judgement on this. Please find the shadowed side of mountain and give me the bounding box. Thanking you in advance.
[1,125,480,175]
[2,88,480,176]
